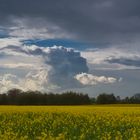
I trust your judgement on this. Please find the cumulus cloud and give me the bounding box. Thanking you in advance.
[0,74,21,93]
[0,37,122,93]
[0,40,89,92]
[43,46,88,88]
[20,69,58,92]
[0,69,61,93]
[75,73,118,86]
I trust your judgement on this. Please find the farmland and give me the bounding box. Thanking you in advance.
[0,105,139,140]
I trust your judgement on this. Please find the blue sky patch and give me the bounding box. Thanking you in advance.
[23,39,92,51]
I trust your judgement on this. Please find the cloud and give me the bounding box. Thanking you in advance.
[0,17,73,40]
[75,73,118,86]
[0,0,140,45]
[106,57,140,67]
[0,40,89,92]
[2,0,140,46]
[0,69,62,93]
[0,37,123,93]
[0,0,140,96]
[8,18,72,40]
[0,70,51,93]
[42,46,89,88]
[0,38,21,48]
[81,46,140,70]
[0,74,21,93]
[0,63,35,69]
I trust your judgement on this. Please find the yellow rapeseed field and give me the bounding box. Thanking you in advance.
[0,105,139,140]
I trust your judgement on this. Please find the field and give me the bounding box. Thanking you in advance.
[0,105,139,140]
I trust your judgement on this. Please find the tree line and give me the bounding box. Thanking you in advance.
[0,89,139,105]
[0,89,90,105]
[93,93,140,104]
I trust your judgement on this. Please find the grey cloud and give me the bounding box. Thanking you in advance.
[106,57,140,67]
[0,0,140,45]
[44,46,88,88]
[0,45,46,56]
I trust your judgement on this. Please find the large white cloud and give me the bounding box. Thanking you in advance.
[75,73,118,86]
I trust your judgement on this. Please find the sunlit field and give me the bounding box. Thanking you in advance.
[0,105,139,140]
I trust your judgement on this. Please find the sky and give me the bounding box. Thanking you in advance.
[0,0,140,97]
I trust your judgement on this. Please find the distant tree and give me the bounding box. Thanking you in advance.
[130,93,140,103]
[122,97,130,104]
[116,96,121,103]
[0,94,7,105]
[0,89,91,105]
[7,88,22,96]
[7,89,23,105]
[96,93,117,104]
[90,97,96,104]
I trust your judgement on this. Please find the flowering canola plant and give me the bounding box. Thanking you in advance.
[0,105,139,140]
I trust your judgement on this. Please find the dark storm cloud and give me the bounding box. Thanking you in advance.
[0,0,140,44]
[44,47,88,88]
